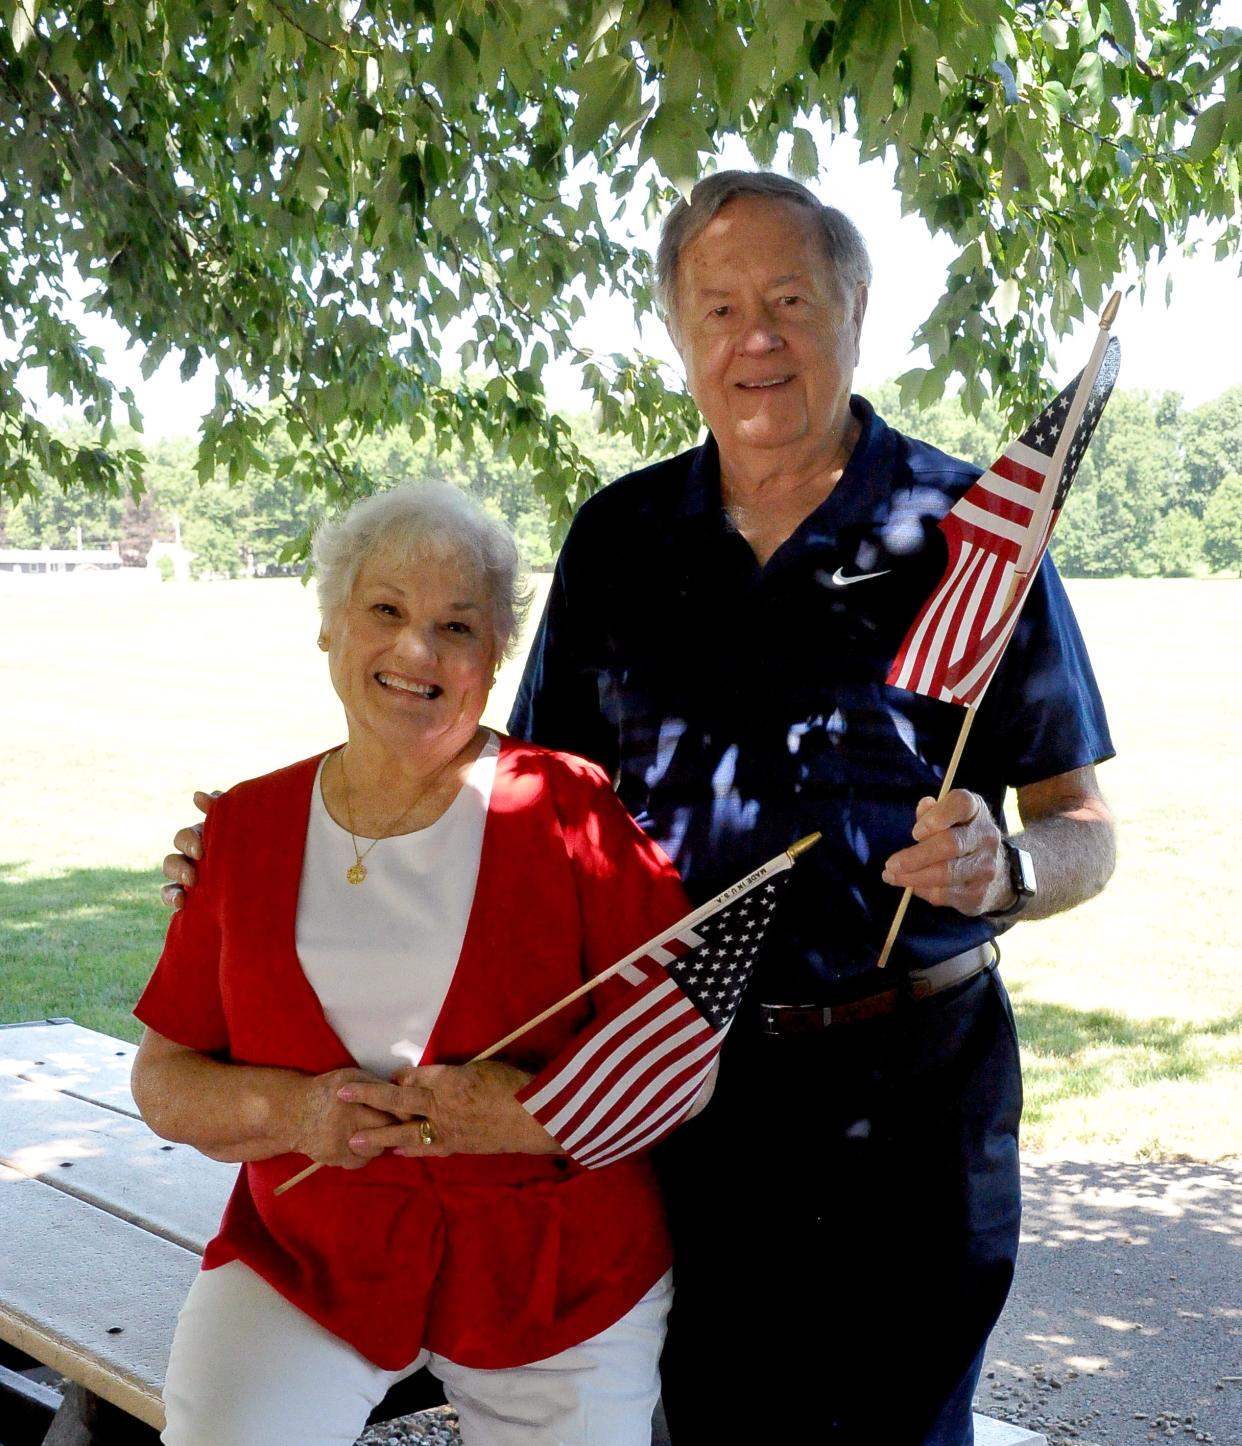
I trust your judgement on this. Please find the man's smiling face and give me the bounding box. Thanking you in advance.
[672,194,866,474]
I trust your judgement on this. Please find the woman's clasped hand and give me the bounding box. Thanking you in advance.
[290,1066,401,1169]
[339,1060,563,1158]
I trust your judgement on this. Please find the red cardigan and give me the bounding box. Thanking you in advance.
[136,739,690,1370]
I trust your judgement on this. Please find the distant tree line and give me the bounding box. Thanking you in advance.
[0,412,645,577]
[875,382,1242,578]
[3,385,1242,579]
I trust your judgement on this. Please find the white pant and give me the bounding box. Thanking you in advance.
[162,1260,672,1446]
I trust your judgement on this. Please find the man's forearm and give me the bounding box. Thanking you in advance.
[1008,780,1116,921]
[882,766,1115,921]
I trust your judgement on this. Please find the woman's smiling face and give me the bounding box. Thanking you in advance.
[325,547,499,762]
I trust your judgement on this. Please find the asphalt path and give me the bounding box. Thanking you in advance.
[975,1158,1241,1446]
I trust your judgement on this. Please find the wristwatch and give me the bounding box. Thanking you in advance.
[987,841,1037,919]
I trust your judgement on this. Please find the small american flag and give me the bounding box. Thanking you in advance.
[517,870,791,1169]
[887,337,1120,706]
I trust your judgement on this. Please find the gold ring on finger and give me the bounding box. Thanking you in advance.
[419,1118,435,1147]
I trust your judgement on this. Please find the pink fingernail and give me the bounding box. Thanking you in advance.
[349,1134,367,1149]
[337,1087,355,1101]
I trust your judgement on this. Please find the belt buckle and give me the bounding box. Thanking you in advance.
[760,1003,831,1035]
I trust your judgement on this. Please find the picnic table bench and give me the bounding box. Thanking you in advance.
[0,1018,1043,1446]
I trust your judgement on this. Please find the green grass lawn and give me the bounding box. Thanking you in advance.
[1,570,1238,1162]
[992,579,1242,1161]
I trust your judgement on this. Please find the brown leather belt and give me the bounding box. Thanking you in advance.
[758,942,998,1035]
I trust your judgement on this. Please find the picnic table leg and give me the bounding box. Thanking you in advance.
[43,1383,163,1446]
[41,1384,94,1446]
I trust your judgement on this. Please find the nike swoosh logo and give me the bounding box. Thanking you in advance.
[831,566,892,587]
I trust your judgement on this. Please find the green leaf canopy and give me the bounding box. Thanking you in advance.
[1,0,1239,530]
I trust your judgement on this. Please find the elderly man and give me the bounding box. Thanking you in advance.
[506,172,1115,1444]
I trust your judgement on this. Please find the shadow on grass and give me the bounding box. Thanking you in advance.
[0,863,168,1043]
[1006,980,1242,1116]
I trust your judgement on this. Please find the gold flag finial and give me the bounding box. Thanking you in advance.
[1101,291,1121,328]
[786,832,822,862]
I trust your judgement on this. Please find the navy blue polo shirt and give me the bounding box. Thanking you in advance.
[509,396,1113,993]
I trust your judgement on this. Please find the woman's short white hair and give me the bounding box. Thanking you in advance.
[655,170,872,339]
[312,483,532,658]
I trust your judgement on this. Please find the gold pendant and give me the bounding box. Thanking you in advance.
[346,861,368,885]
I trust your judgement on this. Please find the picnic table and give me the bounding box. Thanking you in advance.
[0,1018,1044,1446]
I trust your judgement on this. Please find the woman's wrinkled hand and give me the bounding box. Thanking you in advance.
[288,1068,404,1169]
[338,1061,563,1159]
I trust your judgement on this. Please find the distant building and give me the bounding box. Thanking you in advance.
[146,539,196,582]
[0,545,123,574]
[146,514,195,582]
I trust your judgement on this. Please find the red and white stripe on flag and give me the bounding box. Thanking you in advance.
[886,334,1120,709]
[886,438,1054,706]
[518,931,721,1170]
[517,870,790,1169]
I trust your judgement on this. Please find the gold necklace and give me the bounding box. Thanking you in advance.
[336,752,439,885]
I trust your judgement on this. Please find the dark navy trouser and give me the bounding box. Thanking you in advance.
[655,968,1023,1446]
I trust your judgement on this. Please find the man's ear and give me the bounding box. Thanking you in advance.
[851,283,869,365]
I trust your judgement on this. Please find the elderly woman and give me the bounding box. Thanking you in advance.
[131,484,692,1446]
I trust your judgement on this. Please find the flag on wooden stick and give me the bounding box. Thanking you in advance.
[887,334,1121,707]
[875,296,1121,970]
[515,837,816,1169]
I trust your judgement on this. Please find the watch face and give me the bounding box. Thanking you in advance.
[1013,846,1037,897]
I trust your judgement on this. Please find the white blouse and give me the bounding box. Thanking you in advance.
[294,733,500,1079]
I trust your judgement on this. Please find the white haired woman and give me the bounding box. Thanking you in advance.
[131,483,691,1446]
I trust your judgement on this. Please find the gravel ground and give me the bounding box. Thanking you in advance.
[360,1404,461,1446]
[357,1404,676,1446]
[977,1158,1240,1446]
[360,1158,1241,1446]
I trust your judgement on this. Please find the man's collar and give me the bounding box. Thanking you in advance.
[676,431,724,522]
[807,395,895,538]
[674,396,894,536]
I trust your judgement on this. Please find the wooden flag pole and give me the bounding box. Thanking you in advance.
[274,832,822,1196]
[875,705,979,969]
